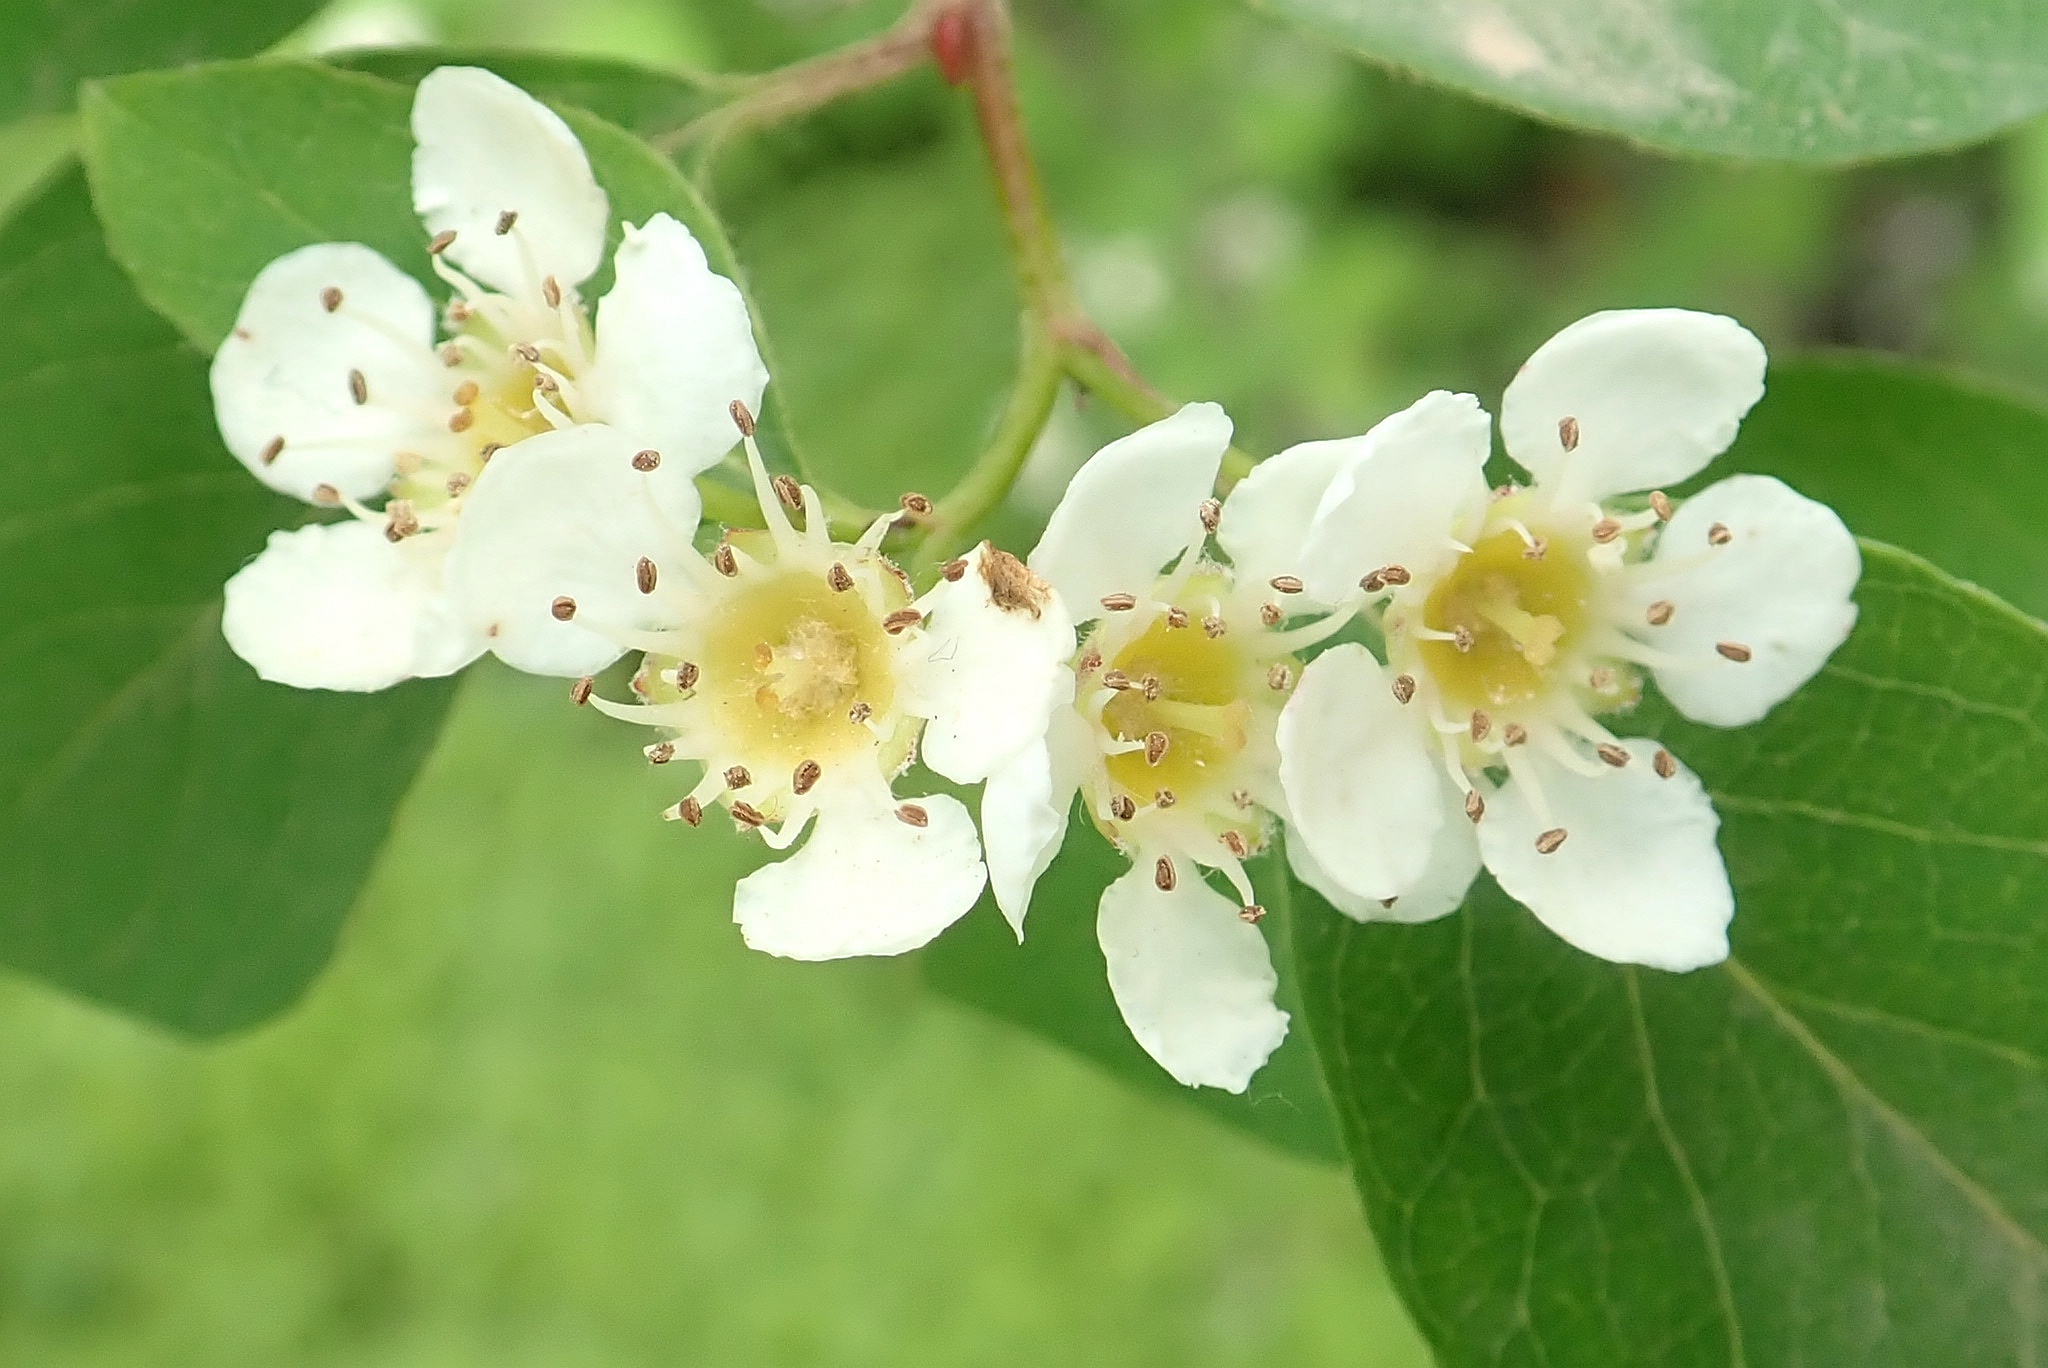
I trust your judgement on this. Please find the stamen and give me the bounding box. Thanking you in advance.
[384,500,419,542]
[448,408,474,433]
[1464,789,1485,823]
[712,544,739,577]
[729,400,756,436]
[900,492,934,518]
[1716,641,1753,662]
[896,803,930,828]
[1647,600,1674,626]
[883,609,923,635]
[645,741,675,764]
[541,276,562,309]
[1238,904,1266,924]
[772,474,803,512]
[1101,670,1132,691]
[1535,828,1568,855]
[1202,615,1226,638]
[1165,607,1189,629]
[1522,536,1548,562]
[1220,830,1249,859]
[1391,674,1416,704]
[570,676,594,706]
[1503,723,1528,747]
[1558,416,1580,451]
[480,442,503,463]
[1454,625,1474,653]
[1707,522,1732,546]
[848,701,873,724]
[663,796,702,824]
[511,342,542,364]
[1145,731,1169,765]
[1230,789,1252,810]
[495,210,518,235]
[793,760,821,795]
[348,369,368,405]
[1153,789,1177,809]
[1259,603,1283,627]
[428,229,457,255]
[1649,490,1674,521]
[1077,648,1102,674]
[632,449,661,472]
[452,379,480,406]
[724,765,751,790]
[311,483,340,506]
[730,800,767,830]
[1270,575,1304,595]
[1591,518,1621,544]
[636,558,658,594]
[1469,710,1491,743]
[1596,743,1631,768]
[1653,749,1677,779]
[550,596,577,621]
[1100,593,1138,612]
[1110,795,1136,821]
[826,563,855,593]
[1199,498,1222,533]
[940,558,968,582]
[1139,674,1162,701]
[1267,664,1291,691]
[259,435,285,466]
[1154,856,1177,892]
[437,342,461,367]
[319,286,343,313]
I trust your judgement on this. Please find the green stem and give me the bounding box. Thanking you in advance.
[916,325,1064,567]
[1058,339,1258,488]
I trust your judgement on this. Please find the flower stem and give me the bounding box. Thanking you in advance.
[916,323,1064,567]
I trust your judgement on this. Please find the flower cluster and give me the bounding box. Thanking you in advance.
[213,70,1861,1096]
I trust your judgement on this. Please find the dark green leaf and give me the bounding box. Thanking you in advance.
[0,168,452,1035]
[1297,542,2048,1365]
[1254,0,2048,162]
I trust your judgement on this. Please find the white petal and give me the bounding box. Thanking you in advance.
[586,214,769,477]
[1029,402,1229,613]
[222,521,484,691]
[442,423,690,677]
[1215,434,1359,595]
[1286,778,1479,925]
[1500,309,1766,505]
[410,66,608,294]
[1297,391,1492,602]
[913,544,1077,784]
[735,784,987,960]
[1097,861,1289,1093]
[981,707,1090,938]
[210,242,442,502]
[1277,643,1446,902]
[1477,741,1732,971]
[1644,474,1860,727]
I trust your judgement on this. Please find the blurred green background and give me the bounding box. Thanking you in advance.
[10,0,2048,1362]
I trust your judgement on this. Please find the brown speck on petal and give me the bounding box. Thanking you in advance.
[550,596,577,621]
[637,558,658,594]
[259,435,285,466]
[1558,415,1580,452]
[1392,674,1416,705]
[1654,748,1677,779]
[1708,522,1732,546]
[632,449,660,472]
[348,369,368,406]
[1716,641,1753,663]
[495,209,519,235]
[320,286,343,313]
[896,803,930,828]
[1535,828,1568,855]
[1153,856,1176,892]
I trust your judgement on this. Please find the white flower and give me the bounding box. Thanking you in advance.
[987,402,1359,1093]
[1275,309,1861,970]
[475,405,1074,960]
[211,65,768,691]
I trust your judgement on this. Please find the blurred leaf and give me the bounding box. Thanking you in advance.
[1728,355,2048,619]
[1254,0,2048,162]
[335,47,724,141]
[0,168,452,1035]
[0,0,324,121]
[926,842,1345,1165]
[1297,542,2048,1366]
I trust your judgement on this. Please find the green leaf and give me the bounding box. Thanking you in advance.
[334,48,724,142]
[1253,0,2048,162]
[0,0,324,121]
[0,167,453,1035]
[1296,542,2048,1365]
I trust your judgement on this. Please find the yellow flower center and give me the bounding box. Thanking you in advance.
[1419,526,1593,712]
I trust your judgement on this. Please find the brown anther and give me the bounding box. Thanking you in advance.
[452,379,480,406]
[1469,710,1491,743]
[1153,788,1177,809]
[628,449,661,474]
[1360,571,1386,594]
[1591,518,1622,544]
[825,562,855,593]
[1259,602,1283,627]
[675,661,700,690]
[1198,498,1222,533]
[1270,575,1305,595]
[899,492,934,517]
[1646,600,1674,626]
[1649,490,1674,521]
[319,286,343,313]
[1707,522,1732,546]
[259,435,285,466]
[678,796,703,826]
[494,209,518,235]
[792,760,822,796]
[1391,674,1417,705]
[511,342,542,364]
[1558,415,1580,452]
[383,500,419,542]
[1154,856,1177,892]
[728,399,756,436]
[849,701,873,724]
[1380,565,1412,587]
[1267,664,1292,691]
[1220,830,1250,859]
[1522,537,1548,562]
[1100,592,1138,612]
[348,368,368,405]
[1101,669,1132,691]
[940,557,968,582]
[712,543,739,577]
[1589,667,1614,691]
[721,765,751,790]
[1110,795,1137,821]
[1716,641,1753,662]
[532,371,559,395]
[1597,743,1631,768]
[883,609,923,635]
[645,741,675,765]
[1145,731,1169,766]
[1464,789,1485,823]
[1230,789,1253,810]
[1535,828,1569,855]
[753,642,774,670]
[772,474,803,512]
[448,408,474,433]
[1165,607,1189,629]
[446,299,471,324]
[634,557,657,595]
[569,675,593,706]
[1076,648,1103,674]
[896,803,930,828]
[730,800,766,830]
[1202,615,1226,638]
[428,229,457,255]
[1503,723,1528,747]
[311,483,341,506]
[1653,748,1677,779]
[446,471,471,496]
[1453,625,1475,653]
[479,442,503,463]
[438,342,463,368]
[1140,674,1162,701]
[1238,904,1267,925]
[541,275,562,308]
[550,596,577,621]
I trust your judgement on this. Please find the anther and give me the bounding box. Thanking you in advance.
[1469,710,1491,743]
[1110,795,1137,821]
[896,803,930,828]
[1707,522,1732,546]
[1535,828,1568,855]
[384,500,419,542]
[675,796,704,826]
[1238,904,1266,925]
[848,701,873,724]
[439,342,462,366]
[632,449,660,472]
[479,442,503,463]
[645,741,675,765]
[452,380,480,406]
[1522,538,1548,561]
[772,474,803,512]
[311,483,341,506]
[1646,600,1674,626]
[712,544,739,577]
[551,597,577,621]
[446,471,471,496]
[1165,607,1189,629]
[532,371,558,395]
[1077,648,1102,674]
[1202,615,1226,638]
[1597,743,1631,768]
[1220,830,1249,859]
[753,642,773,670]
[730,800,766,830]
[259,435,285,466]
[899,492,934,517]
[494,209,518,235]
[1649,490,1673,521]
[448,408,474,433]
[1380,565,1411,586]
[675,661,700,690]
[1591,517,1621,544]
[1198,498,1221,533]
[1360,571,1385,593]
[1259,602,1283,627]
[1270,575,1304,595]
[1267,664,1292,691]
[1558,416,1580,451]
[1503,723,1528,747]
[348,368,368,405]
[446,300,471,324]
[1464,789,1485,823]
[1589,667,1614,690]
[319,286,343,313]
[940,558,968,582]
[883,609,923,635]
[1716,641,1753,662]
[1653,748,1677,779]
[723,765,752,790]
[1230,789,1253,810]
[569,675,593,706]
[635,557,658,594]
[541,276,562,308]
[511,342,542,364]
[1100,593,1138,612]
[1145,731,1169,766]
[792,760,822,796]
[1152,788,1178,810]
[1140,674,1161,701]
[428,229,457,255]
[1102,670,1132,691]
[729,400,756,436]
[1453,625,1474,653]
[1154,856,1177,892]
[826,562,855,593]
[1391,674,1416,704]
